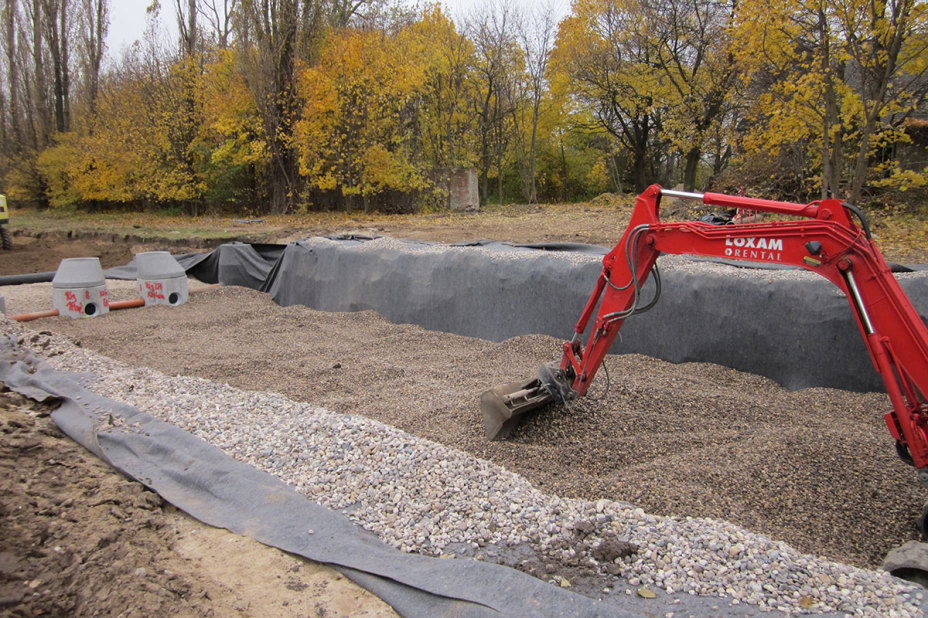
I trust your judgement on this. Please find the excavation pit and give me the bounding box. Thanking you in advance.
[4,236,928,615]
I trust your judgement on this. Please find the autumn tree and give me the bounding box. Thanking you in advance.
[296,23,431,210]
[553,0,673,192]
[2,0,21,175]
[236,0,323,214]
[509,3,556,203]
[417,6,476,170]
[40,0,73,134]
[735,0,928,203]
[0,0,59,199]
[468,2,521,204]
[199,0,237,48]
[646,0,737,190]
[175,0,199,54]
[77,0,107,117]
[191,47,267,205]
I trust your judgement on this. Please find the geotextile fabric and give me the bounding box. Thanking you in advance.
[20,236,926,392]
[0,337,633,617]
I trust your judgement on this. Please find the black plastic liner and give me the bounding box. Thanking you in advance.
[178,238,927,393]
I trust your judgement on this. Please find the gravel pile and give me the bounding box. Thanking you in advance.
[2,274,928,615]
[17,282,926,566]
[4,243,928,614]
[2,320,925,615]
[313,235,608,266]
[323,235,928,283]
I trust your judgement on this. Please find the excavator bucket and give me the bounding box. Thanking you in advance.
[480,364,571,440]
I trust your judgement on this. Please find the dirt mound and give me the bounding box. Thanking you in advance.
[0,389,393,616]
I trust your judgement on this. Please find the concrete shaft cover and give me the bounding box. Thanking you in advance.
[135,251,188,306]
[51,257,109,318]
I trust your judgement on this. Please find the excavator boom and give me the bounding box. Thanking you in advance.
[481,186,928,487]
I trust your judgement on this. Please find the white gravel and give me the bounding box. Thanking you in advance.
[304,236,607,266]
[1,317,924,616]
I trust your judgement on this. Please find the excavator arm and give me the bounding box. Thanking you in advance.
[481,186,928,488]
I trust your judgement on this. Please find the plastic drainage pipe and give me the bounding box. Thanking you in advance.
[10,297,146,322]
[0,272,57,286]
[109,298,146,310]
[10,308,60,322]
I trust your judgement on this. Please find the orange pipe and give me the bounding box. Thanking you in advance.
[110,298,146,310]
[7,284,219,323]
[10,308,60,322]
[11,297,145,322]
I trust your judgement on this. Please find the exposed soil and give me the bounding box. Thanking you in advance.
[0,389,395,616]
[0,230,220,278]
[6,197,928,277]
[282,201,634,247]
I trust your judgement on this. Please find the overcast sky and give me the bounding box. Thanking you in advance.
[105,0,571,56]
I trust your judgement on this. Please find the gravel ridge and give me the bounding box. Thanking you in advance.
[2,318,925,616]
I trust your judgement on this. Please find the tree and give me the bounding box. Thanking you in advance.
[416,5,476,170]
[735,0,928,203]
[296,24,431,210]
[199,0,236,48]
[2,0,22,153]
[552,0,672,192]
[468,2,520,204]
[237,0,323,214]
[193,47,266,205]
[175,0,198,55]
[40,0,73,134]
[646,0,737,190]
[77,0,107,118]
[510,3,556,203]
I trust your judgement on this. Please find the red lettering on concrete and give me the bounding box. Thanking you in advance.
[64,290,83,313]
[145,281,165,300]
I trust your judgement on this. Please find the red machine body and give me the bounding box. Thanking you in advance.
[560,185,928,468]
[481,185,928,487]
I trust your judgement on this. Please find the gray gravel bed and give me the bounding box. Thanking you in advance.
[1,318,925,616]
[313,235,607,265]
[19,283,924,570]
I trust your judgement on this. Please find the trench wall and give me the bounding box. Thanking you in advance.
[179,238,928,393]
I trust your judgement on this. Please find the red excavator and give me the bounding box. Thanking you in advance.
[481,185,928,543]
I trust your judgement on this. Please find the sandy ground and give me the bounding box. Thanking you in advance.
[0,389,394,616]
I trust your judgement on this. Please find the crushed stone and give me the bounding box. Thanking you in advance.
[2,281,927,615]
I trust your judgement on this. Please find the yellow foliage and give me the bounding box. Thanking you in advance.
[585,160,610,193]
[295,16,446,201]
[734,0,928,199]
[31,47,269,208]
